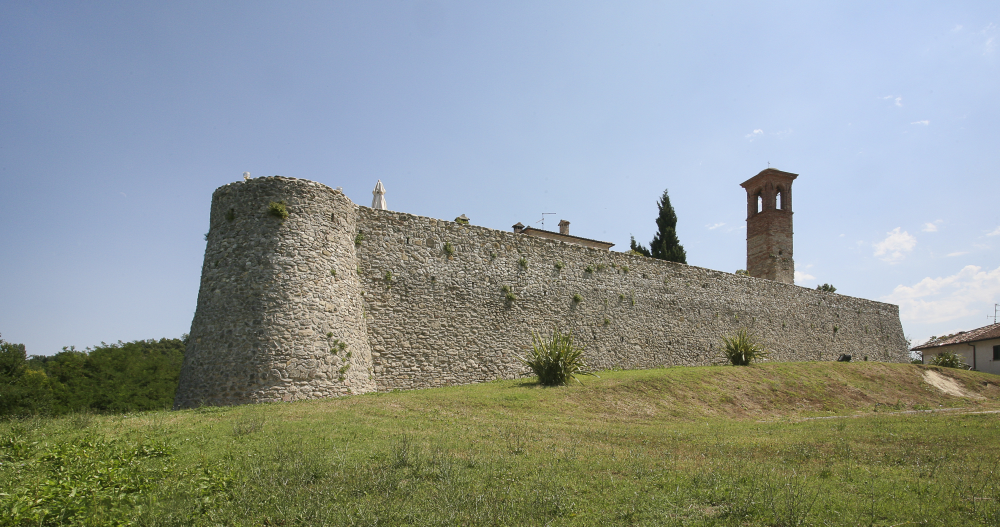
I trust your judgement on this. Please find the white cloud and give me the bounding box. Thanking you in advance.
[706,222,725,230]
[946,251,969,257]
[883,265,1000,324]
[882,95,903,107]
[794,271,815,284]
[922,220,942,232]
[911,120,930,126]
[953,24,963,32]
[873,227,917,263]
[987,226,1000,237]
[745,129,764,140]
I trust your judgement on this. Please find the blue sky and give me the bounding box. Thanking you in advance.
[1,1,998,355]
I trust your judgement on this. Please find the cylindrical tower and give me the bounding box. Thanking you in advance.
[174,176,374,408]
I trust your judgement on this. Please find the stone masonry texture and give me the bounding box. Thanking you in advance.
[174,176,909,408]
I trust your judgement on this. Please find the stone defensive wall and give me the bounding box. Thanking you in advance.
[174,176,909,408]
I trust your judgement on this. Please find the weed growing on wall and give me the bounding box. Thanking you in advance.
[521,328,594,386]
[384,270,393,284]
[355,232,365,246]
[572,294,584,303]
[268,201,289,220]
[444,242,455,257]
[584,265,594,274]
[502,285,517,302]
[722,328,768,366]
[555,261,564,271]
[518,257,527,269]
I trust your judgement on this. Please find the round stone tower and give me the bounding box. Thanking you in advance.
[174,176,374,408]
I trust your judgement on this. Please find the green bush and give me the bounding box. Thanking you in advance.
[521,329,594,386]
[929,351,968,369]
[721,328,768,366]
[444,242,455,257]
[267,201,288,220]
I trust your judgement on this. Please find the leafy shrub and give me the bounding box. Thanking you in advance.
[816,283,837,293]
[554,261,564,270]
[572,293,583,303]
[444,242,455,257]
[355,232,365,246]
[929,351,968,369]
[521,329,594,386]
[721,328,768,366]
[268,201,288,220]
[518,257,527,269]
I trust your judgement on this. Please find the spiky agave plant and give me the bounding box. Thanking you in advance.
[521,328,595,385]
[721,327,768,366]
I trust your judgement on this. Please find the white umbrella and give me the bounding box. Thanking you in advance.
[371,179,387,210]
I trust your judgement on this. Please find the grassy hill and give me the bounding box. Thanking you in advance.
[3,362,1000,526]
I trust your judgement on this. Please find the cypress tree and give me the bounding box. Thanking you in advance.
[648,189,686,264]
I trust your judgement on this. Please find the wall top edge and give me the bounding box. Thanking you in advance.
[208,176,898,311]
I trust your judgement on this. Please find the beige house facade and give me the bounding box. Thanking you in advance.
[912,323,1000,375]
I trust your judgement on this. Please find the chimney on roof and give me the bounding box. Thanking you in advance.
[558,219,570,235]
[512,222,525,233]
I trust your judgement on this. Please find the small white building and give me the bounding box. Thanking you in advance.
[911,323,1000,374]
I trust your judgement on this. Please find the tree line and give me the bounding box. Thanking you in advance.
[0,334,184,416]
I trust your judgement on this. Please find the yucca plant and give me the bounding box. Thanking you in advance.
[929,351,968,369]
[721,327,767,366]
[521,329,595,385]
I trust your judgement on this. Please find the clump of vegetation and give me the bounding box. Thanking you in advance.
[816,283,837,293]
[355,232,365,246]
[454,216,469,225]
[331,268,337,277]
[735,269,749,276]
[444,242,455,257]
[330,339,347,354]
[268,201,289,220]
[620,265,629,273]
[0,335,185,416]
[721,328,768,366]
[572,293,583,303]
[502,285,517,302]
[518,257,527,269]
[554,261,564,271]
[384,270,393,284]
[584,265,594,274]
[520,329,594,386]
[929,351,968,369]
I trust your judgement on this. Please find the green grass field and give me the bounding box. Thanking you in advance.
[3,362,1000,526]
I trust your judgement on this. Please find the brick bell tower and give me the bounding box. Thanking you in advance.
[740,168,797,284]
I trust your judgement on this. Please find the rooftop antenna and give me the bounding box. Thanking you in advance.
[989,304,999,324]
[537,212,556,230]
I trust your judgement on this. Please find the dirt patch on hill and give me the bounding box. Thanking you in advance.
[922,370,985,399]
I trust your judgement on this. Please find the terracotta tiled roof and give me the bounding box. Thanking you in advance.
[519,227,615,248]
[911,323,1000,351]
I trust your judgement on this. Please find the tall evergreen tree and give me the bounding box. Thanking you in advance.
[641,189,686,264]
[629,235,651,257]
